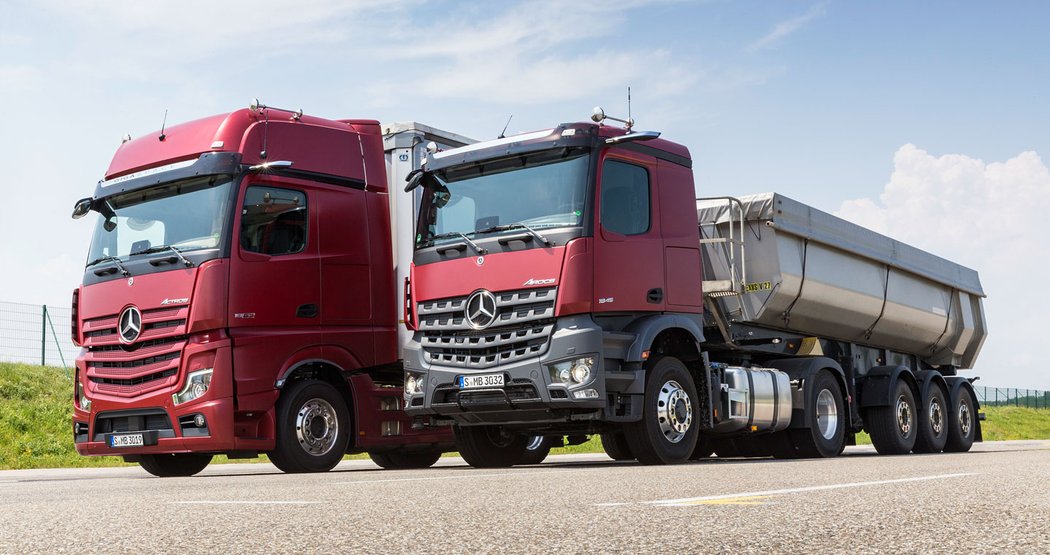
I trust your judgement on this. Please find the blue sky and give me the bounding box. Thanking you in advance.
[2,0,1048,387]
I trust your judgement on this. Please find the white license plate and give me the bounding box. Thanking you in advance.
[459,373,504,389]
[109,434,144,448]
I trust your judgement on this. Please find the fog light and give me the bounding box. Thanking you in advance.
[548,356,597,387]
[172,369,213,405]
[570,358,593,384]
[573,388,599,399]
[405,371,425,395]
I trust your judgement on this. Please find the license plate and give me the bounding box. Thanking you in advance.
[459,373,504,389]
[109,433,145,448]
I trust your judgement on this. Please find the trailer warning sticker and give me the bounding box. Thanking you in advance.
[744,281,772,293]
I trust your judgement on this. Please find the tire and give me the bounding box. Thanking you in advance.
[623,356,699,465]
[866,378,918,455]
[944,388,977,452]
[600,431,634,461]
[690,434,714,460]
[138,453,212,477]
[369,449,442,469]
[520,436,553,465]
[268,380,350,473]
[913,384,949,453]
[786,370,847,458]
[453,425,528,468]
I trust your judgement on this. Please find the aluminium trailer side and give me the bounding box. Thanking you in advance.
[696,192,987,372]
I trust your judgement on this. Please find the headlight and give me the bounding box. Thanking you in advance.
[547,356,596,387]
[172,369,213,405]
[76,378,91,411]
[405,371,425,395]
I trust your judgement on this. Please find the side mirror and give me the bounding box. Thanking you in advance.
[71,198,92,219]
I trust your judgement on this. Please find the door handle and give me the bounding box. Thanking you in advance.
[296,304,319,318]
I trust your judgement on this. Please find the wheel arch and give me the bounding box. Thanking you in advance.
[623,314,705,363]
[858,365,919,408]
[276,358,358,447]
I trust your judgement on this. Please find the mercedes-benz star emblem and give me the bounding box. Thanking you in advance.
[464,290,498,329]
[118,306,142,344]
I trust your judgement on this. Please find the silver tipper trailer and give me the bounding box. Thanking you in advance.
[690,193,987,458]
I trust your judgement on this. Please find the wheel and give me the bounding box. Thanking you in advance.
[600,431,634,461]
[944,388,977,452]
[453,425,528,468]
[785,370,847,458]
[138,453,212,477]
[268,380,350,473]
[369,449,442,469]
[913,384,949,453]
[520,436,553,465]
[690,434,714,460]
[866,378,918,455]
[623,356,699,465]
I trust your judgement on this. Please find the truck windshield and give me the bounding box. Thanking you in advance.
[417,149,590,248]
[86,175,233,266]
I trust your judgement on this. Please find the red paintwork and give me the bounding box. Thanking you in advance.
[411,246,567,302]
[76,108,451,460]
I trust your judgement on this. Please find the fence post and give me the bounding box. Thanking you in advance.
[40,305,47,366]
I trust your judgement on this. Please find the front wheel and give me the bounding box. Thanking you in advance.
[369,450,443,469]
[520,436,554,465]
[268,380,350,473]
[138,453,213,477]
[623,356,699,465]
[454,425,528,468]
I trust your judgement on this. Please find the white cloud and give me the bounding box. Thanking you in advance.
[835,144,1050,389]
[747,3,826,51]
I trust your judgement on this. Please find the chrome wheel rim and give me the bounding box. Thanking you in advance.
[896,394,913,436]
[296,398,339,456]
[958,402,972,437]
[816,388,839,440]
[929,398,944,436]
[657,380,692,444]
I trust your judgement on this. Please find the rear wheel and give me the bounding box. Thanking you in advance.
[369,449,442,469]
[268,380,350,473]
[623,356,699,465]
[867,379,918,455]
[454,425,528,468]
[600,431,634,461]
[944,388,977,452]
[913,385,949,453]
[787,370,847,458]
[520,436,554,465]
[138,453,212,477]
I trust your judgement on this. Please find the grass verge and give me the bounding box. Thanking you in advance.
[1,362,1047,470]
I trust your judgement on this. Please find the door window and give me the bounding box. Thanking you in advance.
[240,186,308,255]
[600,160,650,235]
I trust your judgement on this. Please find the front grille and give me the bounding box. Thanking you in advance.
[82,305,188,397]
[91,369,177,386]
[93,408,174,441]
[94,351,180,369]
[418,287,557,369]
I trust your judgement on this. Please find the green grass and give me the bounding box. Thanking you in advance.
[1,361,1047,470]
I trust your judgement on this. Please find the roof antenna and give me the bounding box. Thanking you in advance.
[158,109,168,142]
[498,114,513,139]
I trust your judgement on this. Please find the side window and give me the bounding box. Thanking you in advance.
[240,186,308,255]
[600,159,650,235]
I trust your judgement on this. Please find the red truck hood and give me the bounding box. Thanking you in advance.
[412,246,566,301]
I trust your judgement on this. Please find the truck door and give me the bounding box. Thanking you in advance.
[593,153,666,313]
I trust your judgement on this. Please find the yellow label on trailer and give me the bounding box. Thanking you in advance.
[744,281,773,292]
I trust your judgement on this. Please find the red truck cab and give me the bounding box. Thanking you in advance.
[72,106,452,476]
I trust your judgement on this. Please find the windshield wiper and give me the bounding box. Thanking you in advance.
[130,245,194,267]
[426,231,487,255]
[476,223,552,246]
[86,256,130,277]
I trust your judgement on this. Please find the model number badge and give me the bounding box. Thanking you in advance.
[523,278,556,286]
[160,297,189,305]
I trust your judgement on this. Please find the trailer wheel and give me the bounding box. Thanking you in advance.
[138,453,212,477]
[788,370,847,458]
[866,378,918,455]
[454,425,528,468]
[913,385,949,453]
[268,380,350,473]
[944,388,977,452]
[623,356,699,465]
[369,449,442,469]
[520,436,554,465]
[600,431,634,461]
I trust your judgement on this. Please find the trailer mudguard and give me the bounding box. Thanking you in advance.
[764,357,848,429]
[622,313,705,362]
[944,376,983,442]
[858,365,917,408]
[914,370,949,404]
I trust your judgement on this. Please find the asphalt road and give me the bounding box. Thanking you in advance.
[1,440,1047,553]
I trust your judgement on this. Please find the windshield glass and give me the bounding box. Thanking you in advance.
[86,175,233,265]
[417,149,590,247]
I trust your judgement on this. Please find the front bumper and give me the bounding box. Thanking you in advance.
[405,315,607,425]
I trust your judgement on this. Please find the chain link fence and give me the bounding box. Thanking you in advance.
[975,386,1050,409]
[0,301,79,371]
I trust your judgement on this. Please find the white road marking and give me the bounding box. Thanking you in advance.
[597,472,976,507]
[335,468,601,485]
[170,501,322,505]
